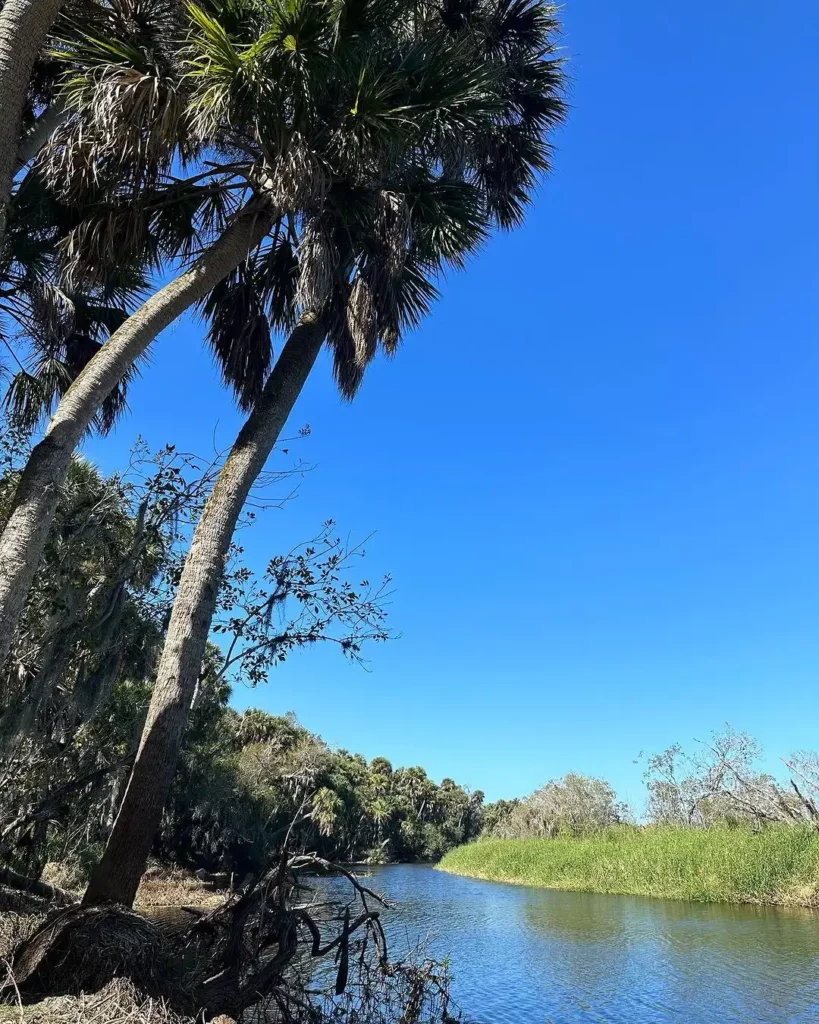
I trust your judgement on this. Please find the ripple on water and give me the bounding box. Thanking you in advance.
[323,865,819,1024]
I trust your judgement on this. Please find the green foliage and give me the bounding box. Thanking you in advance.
[1,668,482,879]
[0,434,247,746]
[439,826,819,906]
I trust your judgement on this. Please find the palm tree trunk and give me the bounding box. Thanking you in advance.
[0,200,275,675]
[0,0,65,247]
[82,315,326,908]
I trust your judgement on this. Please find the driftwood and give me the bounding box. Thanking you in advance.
[188,850,388,1019]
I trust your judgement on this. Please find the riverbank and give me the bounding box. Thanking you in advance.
[438,826,819,906]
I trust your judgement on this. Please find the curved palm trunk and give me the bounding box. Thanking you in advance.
[82,315,326,908]
[0,0,65,246]
[0,200,275,674]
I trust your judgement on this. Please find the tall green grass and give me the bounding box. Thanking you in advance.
[438,826,819,905]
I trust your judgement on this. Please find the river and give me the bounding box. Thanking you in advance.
[333,864,819,1023]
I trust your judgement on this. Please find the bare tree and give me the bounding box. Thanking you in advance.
[644,727,819,827]
[491,773,631,839]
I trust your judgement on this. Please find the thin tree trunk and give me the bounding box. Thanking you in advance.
[0,200,275,673]
[82,315,326,908]
[0,0,65,247]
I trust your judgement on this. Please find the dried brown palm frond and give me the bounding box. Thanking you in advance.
[39,0,194,204]
[58,205,152,289]
[39,76,185,205]
[257,139,331,213]
[376,190,412,274]
[28,280,76,343]
[35,125,100,206]
[295,217,338,313]
[347,275,377,370]
[57,64,189,186]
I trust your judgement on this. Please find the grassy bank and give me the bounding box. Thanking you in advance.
[438,826,819,906]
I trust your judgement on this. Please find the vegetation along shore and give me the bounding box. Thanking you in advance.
[439,732,819,907]
[438,826,819,907]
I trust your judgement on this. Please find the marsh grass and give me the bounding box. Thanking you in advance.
[438,825,819,906]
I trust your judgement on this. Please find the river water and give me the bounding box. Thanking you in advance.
[342,864,819,1023]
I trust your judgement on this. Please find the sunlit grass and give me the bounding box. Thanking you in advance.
[437,826,819,905]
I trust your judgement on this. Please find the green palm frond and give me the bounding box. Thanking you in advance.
[482,0,563,56]
[2,277,138,435]
[474,121,546,227]
[3,371,55,433]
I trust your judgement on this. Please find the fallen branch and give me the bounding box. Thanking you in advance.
[0,866,77,906]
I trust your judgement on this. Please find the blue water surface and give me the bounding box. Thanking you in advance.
[342,864,819,1024]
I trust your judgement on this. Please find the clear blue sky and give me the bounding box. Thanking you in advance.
[86,0,819,809]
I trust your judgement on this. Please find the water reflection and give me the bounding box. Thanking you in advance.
[346,865,819,1024]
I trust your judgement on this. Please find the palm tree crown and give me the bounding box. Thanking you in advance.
[8,0,564,415]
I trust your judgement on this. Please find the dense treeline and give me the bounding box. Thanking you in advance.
[3,682,485,885]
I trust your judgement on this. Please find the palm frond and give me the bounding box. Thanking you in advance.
[201,260,274,409]
[59,205,154,289]
[256,234,299,330]
[296,216,338,311]
[346,275,377,370]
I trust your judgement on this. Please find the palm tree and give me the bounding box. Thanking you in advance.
[1,165,161,435]
[81,175,474,901]
[82,0,566,906]
[0,0,565,670]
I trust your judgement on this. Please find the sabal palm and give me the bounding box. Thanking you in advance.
[2,0,201,413]
[1,166,159,434]
[82,164,496,904]
[0,0,183,278]
[0,0,563,669]
[86,0,566,897]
